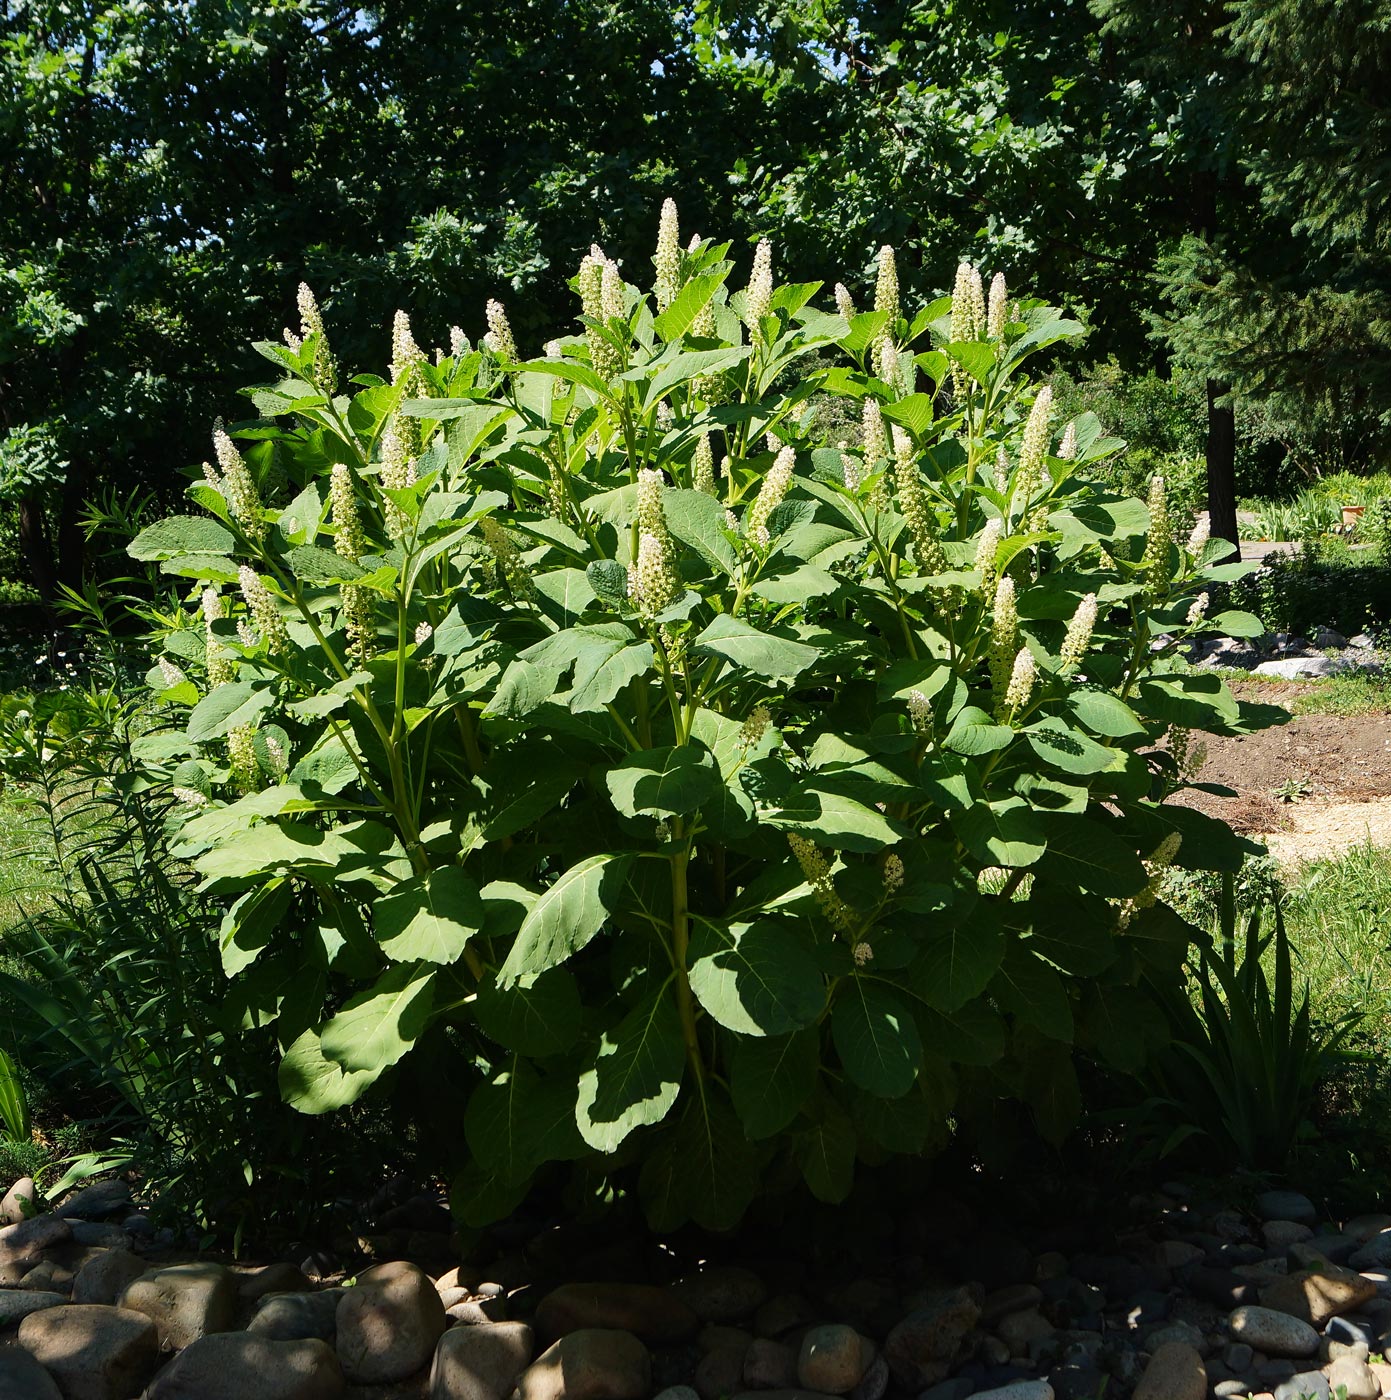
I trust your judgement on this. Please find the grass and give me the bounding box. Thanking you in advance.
[0,785,62,937]
[1218,667,1391,717]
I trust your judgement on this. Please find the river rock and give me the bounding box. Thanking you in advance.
[1260,1267,1377,1326]
[998,1308,1053,1353]
[1349,1234,1391,1270]
[1134,1342,1207,1400]
[120,1260,238,1350]
[250,1289,344,1342]
[335,1260,446,1383]
[744,1338,797,1389]
[797,1324,870,1394]
[73,1248,149,1306]
[516,1328,651,1400]
[0,1176,35,1225]
[19,1303,159,1400]
[144,1332,344,1399]
[1343,1217,1391,1244]
[1324,1355,1379,1400]
[885,1286,983,1389]
[1229,1306,1320,1358]
[983,1286,1045,1326]
[54,1180,133,1221]
[537,1282,699,1344]
[1263,1224,1314,1252]
[0,1211,70,1267]
[1272,1372,1329,1400]
[1256,1194,1317,1226]
[238,1262,312,1302]
[971,1383,1054,1400]
[430,1321,534,1400]
[0,1289,66,1326]
[0,1347,62,1400]
[673,1267,769,1324]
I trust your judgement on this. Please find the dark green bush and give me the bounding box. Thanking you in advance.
[1229,540,1391,639]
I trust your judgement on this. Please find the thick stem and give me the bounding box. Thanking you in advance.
[669,838,706,1091]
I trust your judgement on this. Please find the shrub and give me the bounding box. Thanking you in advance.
[125,215,1277,1229]
[1229,540,1391,639]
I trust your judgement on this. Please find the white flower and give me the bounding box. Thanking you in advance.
[1061,594,1098,667]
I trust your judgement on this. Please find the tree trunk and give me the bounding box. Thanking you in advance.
[18,493,58,609]
[1205,378,1239,561]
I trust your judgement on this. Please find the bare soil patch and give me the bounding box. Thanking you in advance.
[1175,688,1391,862]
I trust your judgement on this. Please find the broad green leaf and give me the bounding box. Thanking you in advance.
[832,980,921,1097]
[510,359,612,399]
[1082,983,1170,1072]
[374,867,484,965]
[762,788,906,853]
[1210,609,1264,638]
[473,969,582,1057]
[606,745,721,820]
[575,985,685,1151]
[991,945,1073,1042]
[220,878,291,977]
[944,341,996,388]
[278,1029,382,1114]
[129,515,235,561]
[654,271,727,341]
[464,1061,586,1182]
[799,1098,856,1203]
[665,488,738,575]
[1033,813,1148,897]
[1068,690,1145,738]
[1026,716,1124,775]
[187,683,276,743]
[693,614,818,681]
[642,347,750,409]
[912,914,1005,1013]
[499,854,633,985]
[638,1088,761,1232]
[944,706,1015,756]
[952,798,1045,867]
[319,962,436,1073]
[688,919,826,1036]
[881,394,936,438]
[729,1029,819,1139]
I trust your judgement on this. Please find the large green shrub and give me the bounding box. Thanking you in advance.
[128,213,1276,1229]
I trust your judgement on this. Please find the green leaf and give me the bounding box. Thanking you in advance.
[1211,609,1264,638]
[944,706,1015,756]
[278,1029,383,1115]
[1020,1038,1083,1145]
[642,347,750,409]
[128,515,235,561]
[729,1029,819,1139]
[881,394,936,438]
[945,341,997,388]
[283,544,365,584]
[1082,983,1170,1072]
[606,745,722,819]
[799,1099,856,1203]
[374,867,483,965]
[220,878,291,977]
[665,487,738,575]
[187,683,275,743]
[688,919,826,1036]
[499,854,633,985]
[1033,813,1148,897]
[832,980,921,1097]
[319,962,436,1073]
[952,798,1046,867]
[1068,690,1145,738]
[638,1088,761,1232]
[473,969,582,1057]
[912,914,1005,1013]
[575,985,686,1152]
[464,1061,586,1183]
[693,614,818,681]
[992,945,1074,1042]
[1026,716,1124,775]
[762,788,906,853]
[654,272,727,341]
[511,359,613,399]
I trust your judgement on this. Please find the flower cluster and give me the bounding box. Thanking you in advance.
[745,240,773,347]
[484,300,518,362]
[238,565,289,655]
[654,199,681,313]
[787,833,856,937]
[893,429,945,573]
[874,245,899,341]
[987,272,1007,341]
[213,431,266,544]
[1060,594,1098,669]
[480,517,537,602]
[1145,476,1174,604]
[692,432,717,496]
[747,444,796,548]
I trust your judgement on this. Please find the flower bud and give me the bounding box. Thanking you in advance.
[987,272,1007,340]
[390,310,424,388]
[1059,420,1078,461]
[693,432,717,496]
[330,463,366,562]
[485,299,518,362]
[989,575,1018,700]
[1060,593,1098,668]
[787,833,856,937]
[238,565,289,655]
[835,283,857,322]
[449,326,468,358]
[1145,475,1174,603]
[738,705,772,749]
[480,516,537,602]
[874,245,899,337]
[228,725,259,792]
[862,398,888,470]
[297,283,336,394]
[1187,592,1209,626]
[748,445,795,548]
[894,429,945,574]
[1001,646,1036,720]
[214,431,266,543]
[654,198,681,312]
[745,240,774,346]
[975,517,1003,597]
[1188,515,1210,552]
[882,853,904,892]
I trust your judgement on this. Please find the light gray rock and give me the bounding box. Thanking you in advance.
[1214,1382,1251,1398]
[1254,657,1340,679]
[69,1222,131,1249]
[73,1248,149,1306]
[1272,1370,1329,1400]
[0,1176,36,1225]
[0,1347,62,1400]
[797,1324,871,1394]
[1228,1306,1319,1358]
[237,1262,311,1302]
[335,1259,446,1384]
[120,1261,238,1350]
[970,1383,1054,1400]
[516,1329,652,1400]
[143,1332,344,1399]
[249,1289,344,1342]
[1324,1355,1379,1400]
[1260,1266,1378,1326]
[0,1289,66,1326]
[18,1303,159,1400]
[429,1320,534,1400]
[1134,1342,1207,1400]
